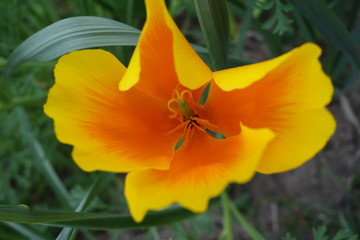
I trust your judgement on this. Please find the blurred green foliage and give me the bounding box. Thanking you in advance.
[0,0,359,239]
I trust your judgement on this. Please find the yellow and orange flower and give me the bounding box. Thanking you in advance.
[44,0,336,222]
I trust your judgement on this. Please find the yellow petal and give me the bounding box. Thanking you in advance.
[256,108,336,173]
[204,43,335,173]
[119,0,212,100]
[125,126,274,222]
[213,43,326,92]
[44,50,181,172]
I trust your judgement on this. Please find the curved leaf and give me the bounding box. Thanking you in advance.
[289,0,358,68]
[5,16,140,75]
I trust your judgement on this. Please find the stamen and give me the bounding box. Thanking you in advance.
[192,117,219,133]
[180,90,192,101]
[182,124,195,147]
[166,87,222,146]
[167,121,187,134]
[173,89,181,99]
[167,89,195,121]
[167,99,180,119]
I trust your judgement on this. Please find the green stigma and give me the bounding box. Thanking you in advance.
[177,100,193,120]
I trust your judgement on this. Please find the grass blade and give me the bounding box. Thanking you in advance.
[56,173,115,240]
[0,198,219,230]
[0,205,195,230]
[15,107,72,208]
[218,193,233,240]
[237,0,257,57]
[5,16,140,75]
[288,0,358,68]
[224,193,265,240]
[2,222,48,240]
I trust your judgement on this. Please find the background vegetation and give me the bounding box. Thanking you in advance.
[0,0,359,239]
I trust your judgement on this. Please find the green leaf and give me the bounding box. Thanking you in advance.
[288,0,358,68]
[0,201,216,230]
[56,173,115,240]
[193,0,230,70]
[2,222,48,240]
[5,16,140,75]
[225,192,265,240]
[15,107,72,209]
[218,193,233,240]
[312,226,328,240]
[281,232,296,240]
[258,0,293,35]
[332,229,359,240]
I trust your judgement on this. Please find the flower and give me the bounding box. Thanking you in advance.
[44,0,336,222]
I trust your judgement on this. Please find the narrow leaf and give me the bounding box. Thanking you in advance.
[237,0,257,57]
[0,205,195,230]
[225,192,265,240]
[5,16,140,75]
[56,173,115,240]
[0,199,219,230]
[2,222,48,240]
[193,0,230,70]
[15,107,72,208]
[288,0,358,68]
[218,193,234,240]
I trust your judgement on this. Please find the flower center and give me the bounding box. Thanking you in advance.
[167,88,218,143]
[167,89,196,121]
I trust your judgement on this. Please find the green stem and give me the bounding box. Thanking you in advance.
[224,192,265,240]
[219,192,233,240]
[149,227,161,240]
[193,0,230,70]
[126,0,134,26]
[56,173,115,240]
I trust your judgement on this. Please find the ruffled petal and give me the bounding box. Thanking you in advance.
[44,50,180,172]
[213,47,291,91]
[257,108,335,173]
[119,0,212,101]
[125,126,274,222]
[203,43,335,173]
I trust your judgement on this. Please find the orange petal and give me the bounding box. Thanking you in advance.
[204,43,336,173]
[119,0,212,101]
[44,50,180,172]
[125,126,274,222]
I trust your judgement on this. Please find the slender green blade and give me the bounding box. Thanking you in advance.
[15,107,72,208]
[193,0,230,70]
[225,192,265,240]
[2,222,48,240]
[56,173,115,240]
[237,0,257,58]
[0,199,219,230]
[0,205,195,230]
[289,0,358,68]
[5,16,140,75]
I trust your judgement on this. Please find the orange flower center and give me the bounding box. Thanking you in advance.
[167,89,218,142]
